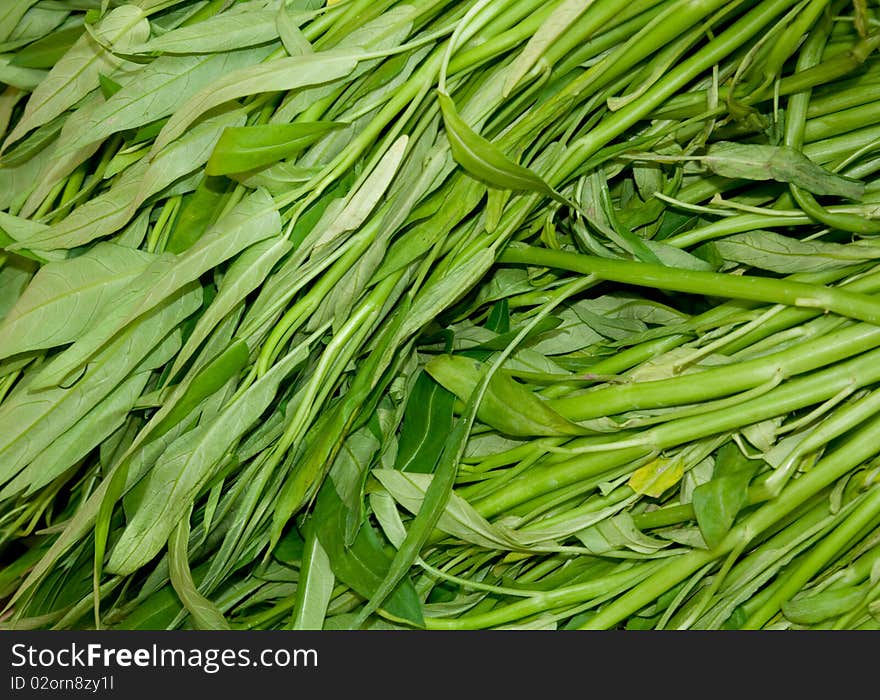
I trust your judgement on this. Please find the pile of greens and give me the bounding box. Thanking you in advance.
[1,0,880,630]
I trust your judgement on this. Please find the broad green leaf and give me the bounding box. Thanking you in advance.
[134,107,248,210]
[503,0,596,96]
[168,514,230,630]
[9,24,84,69]
[164,175,228,254]
[106,343,307,575]
[2,6,149,148]
[152,49,363,154]
[167,236,291,380]
[438,90,569,206]
[0,257,36,321]
[206,121,345,176]
[2,4,70,52]
[311,475,424,627]
[328,427,381,546]
[0,1,39,45]
[0,57,47,91]
[527,305,604,355]
[289,521,334,630]
[15,159,150,252]
[705,231,880,274]
[643,239,713,271]
[781,585,866,625]
[703,142,865,199]
[133,6,284,54]
[92,314,244,601]
[0,371,150,500]
[0,283,200,487]
[309,134,410,253]
[372,178,485,283]
[277,4,313,57]
[0,242,154,360]
[692,446,759,549]
[354,413,471,627]
[373,469,523,550]
[394,371,456,474]
[0,210,51,245]
[395,246,495,343]
[32,189,280,389]
[576,512,670,554]
[0,145,52,216]
[230,161,321,194]
[425,354,587,437]
[17,90,105,218]
[58,46,275,157]
[153,338,250,440]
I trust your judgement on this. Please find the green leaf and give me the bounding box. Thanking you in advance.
[0,57,47,91]
[59,46,275,157]
[781,585,866,625]
[206,121,346,176]
[0,257,36,322]
[328,427,381,546]
[230,161,321,195]
[153,338,250,440]
[394,371,456,474]
[168,511,230,630]
[134,107,248,210]
[4,5,71,52]
[576,512,670,554]
[276,4,313,57]
[704,231,880,274]
[15,159,151,252]
[152,49,363,154]
[289,520,334,630]
[2,6,149,148]
[133,5,287,54]
[692,445,759,550]
[32,189,280,389]
[703,142,865,200]
[0,1,40,45]
[425,354,587,437]
[167,236,290,381]
[0,283,200,488]
[0,242,154,360]
[311,475,424,627]
[354,414,470,628]
[503,0,595,96]
[373,469,521,550]
[9,24,84,69]
[0,371,150,501]
[629,453,686,498]
[309,134,410,253]
[106,342,308,575]
[437,90,569,206]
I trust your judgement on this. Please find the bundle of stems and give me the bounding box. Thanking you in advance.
[0,0,879,630]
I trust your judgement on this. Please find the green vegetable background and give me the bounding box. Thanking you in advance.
[1,0,880,631]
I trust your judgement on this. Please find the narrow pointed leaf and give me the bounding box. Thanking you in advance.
[438,90,570,206]
[152,50,363,154]
[0,243,154,360]
[206,121,346,176]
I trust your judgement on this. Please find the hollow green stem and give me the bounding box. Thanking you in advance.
[742,484,880,628]
[580,410,880,629]
[500,242,880,325]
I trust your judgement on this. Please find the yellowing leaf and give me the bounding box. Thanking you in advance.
[628,456,684,498]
